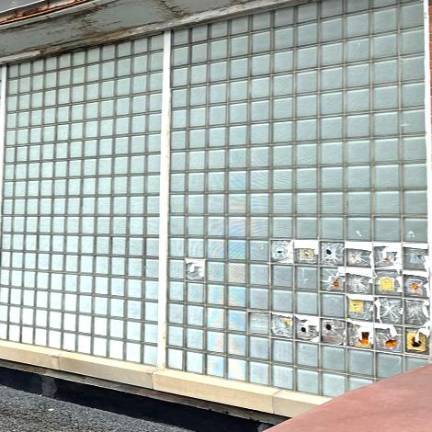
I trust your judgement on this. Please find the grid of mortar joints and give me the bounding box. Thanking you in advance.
[0,34,165,365]
[166,0,429,395]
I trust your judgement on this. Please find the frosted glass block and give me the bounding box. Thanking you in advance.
[400,3,423,28]
[321,346,345,371]
[297,369,319,394]
[296,292,318,315]
[250,336,269,359]
[187,351,203,374]
[228,310,246,331]
[207,355,225,377]
[228,334,246,356]
[404,219,427,242]
[250,362,269,385]
[322,373,345,397]
[228,358,246,381]
[297,342,318,367]
[349,349,374,375]
[228,286,246,307]
[377,353,402,378]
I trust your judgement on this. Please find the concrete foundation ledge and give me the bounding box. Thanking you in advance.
[0,340,329,417]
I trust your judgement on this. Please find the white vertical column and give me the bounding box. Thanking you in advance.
[0,66,7,213]
[157,30,172,369]
[423,0,432,360]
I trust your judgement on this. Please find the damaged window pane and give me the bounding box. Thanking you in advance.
[403,247,428,271]
[185,258,206,281]
[346,248,371,267]
[321,319,345,345]
[347,296,373,321]
[373,245,400,269]
[406,328,430,355]
[346,273,372,294]
[271,239,293,264]
[375,327,402,352]
[249,312,269,334]
[321,268,344,292]
[404,274,429,297]
[271,313,293,338]
[375,271,401,295]
[320,242,344,266]
[348,322,373,349]
[295,247,318,264]
[295,316,319,341]
[376,297,403,324]
[405,299,429,326]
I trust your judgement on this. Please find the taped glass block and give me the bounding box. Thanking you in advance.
[185,258,205,281]
[320,242,344,266]
[347,296,373,321]
[249,312,270,334]
[321,319,345,345]
[271,239,293,264]
[346,273,372,294]
[404,274,429,297]
[405,299,429,326]
[375,271,401,296]
[346,248,371,267]
[375,297,402,324]
[295,315,319,342]
[271,313,293,338]
[294,241,318,264]
[405,328,429,355]
[373,245,400,269]
[375,326,402,352]
[321,268,344,292]
[403,247,428,271]
[347,321,373,349]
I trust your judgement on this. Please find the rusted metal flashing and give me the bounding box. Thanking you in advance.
[0,0,92,25]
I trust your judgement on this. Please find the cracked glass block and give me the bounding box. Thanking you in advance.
[348,322,373,349]
[185,258,205,281]
[271,314,293,338]
[404,274,429,297]
[321,319,345,345]
[346,273,372,294]
[347,297,373,320]
[406,328,429,355]
[373,246,400,269]
[321,268,344,292]
[346,248,371,267]
[375,327,402,352]
[404,247,428,271]
[376,297,402,324]
[295,316,319,341]
[405,299,429,326]
[271,239,293,264]
[295,247,318,264]
[375,271,401,295]
[320,242,344,266]
[249,312,269,334]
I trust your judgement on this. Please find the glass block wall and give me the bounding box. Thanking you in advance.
[0,0,430,400]
[0,34,164,365]
[167,0,430,396]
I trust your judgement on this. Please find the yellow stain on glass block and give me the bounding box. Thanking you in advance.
[406,331,428,353]
[349,299,364,314]
[379,276,395,293]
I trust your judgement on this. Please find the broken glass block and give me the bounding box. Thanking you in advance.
[249,312,269,335]
[346,248,371,267]
[295,316,319,341]
[321,319,345,345]
[185,258,205,281]
[375,271,401,295]
[374,245,400,269]
[320,242,344,266]
[375,327,402,352]
[271,240,293,264]
[404,275,429,297]
[347,296,374,321]
[321,268,344,292]
[295,248,318,264]
[403,247,428,271]
[406,328,429,354]
[346,273,372,294]
[271,314,293,338]
[347,322,373,349]
[405,299,429,326]
[376,297,403,324]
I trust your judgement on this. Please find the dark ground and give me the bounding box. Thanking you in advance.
[0,384,191,432]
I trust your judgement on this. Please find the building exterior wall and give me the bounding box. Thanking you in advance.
[0,0,430,404]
